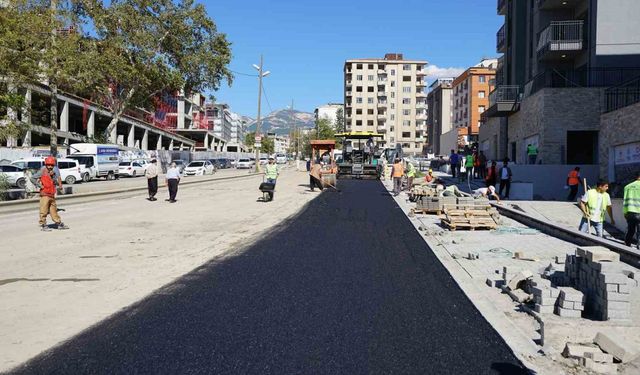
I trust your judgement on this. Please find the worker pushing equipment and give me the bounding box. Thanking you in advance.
[32,156,69,231]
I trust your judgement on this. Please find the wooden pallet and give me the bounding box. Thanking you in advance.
[441,219,498,231]
[441,205,499,231]
[411,208,442,215]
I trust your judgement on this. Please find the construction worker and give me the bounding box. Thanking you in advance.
[33,156,68,231]
[391,158,404,196]
[405,159,416,191]
[465,153,474,185]
[449,150,459,178]
[579,179,615,237]
[309,162,323,192]
[498,159,512,199]
[472,185,501,203]
[527,143,538,164]
[623,171,640,247]
[425,168,435,183]
[265,157,279,184]
[566,166,581,201]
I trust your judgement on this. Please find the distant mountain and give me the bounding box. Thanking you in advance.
[246,109,315,135]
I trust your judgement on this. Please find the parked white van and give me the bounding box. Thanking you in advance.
[11,158,83,184]
[68,143,120,181]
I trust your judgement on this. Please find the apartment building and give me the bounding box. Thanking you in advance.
[267,132,290,155]
[344,53,428,156]
[480,0,640,165]
[426,78,454,155]
[314,103,343,126]
[205,103,233,151]
[452,59,497,146]
[227,112,247,152]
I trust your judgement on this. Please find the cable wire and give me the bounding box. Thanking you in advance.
[230,69,258,77]
[261,82,274,113]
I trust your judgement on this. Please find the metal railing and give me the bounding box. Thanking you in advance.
[604,77,640,113]
[496,24,506,53]
[526,67,640,96]
[489,85,521,106]
[537,20,584,57]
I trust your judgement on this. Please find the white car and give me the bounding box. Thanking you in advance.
[11,158,82,184]
[236,158,254,169]
[275,154,287,164]
[184,160,214,176]
[118,161,146,177]
[0,164,26,188]
[259,157,268,165]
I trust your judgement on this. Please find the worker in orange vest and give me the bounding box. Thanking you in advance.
[567,166,581,201]
[33,156,69,231]
[391,158,404,196]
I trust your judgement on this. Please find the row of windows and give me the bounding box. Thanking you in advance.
[350,120,416,126]
[350,64,417,71]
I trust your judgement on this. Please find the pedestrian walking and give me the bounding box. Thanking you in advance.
[623,171,640,247]
[579,179,614,237]
[485,161,497,188]
[449,150,459,178]
[566,166,581,201]
[498,159,512,199]
[477,151,487,180]
[32,156,69,231]
[165,162,180,203]
[265,157,279,184]
[391,158,404,196]
[465,153,474,185]
[145,159,159,201]
[527,143,538,164]
[309,162,323,192]
[405,159,416,191]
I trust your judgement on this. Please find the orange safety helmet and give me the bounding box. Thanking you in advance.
[44,156,56,166]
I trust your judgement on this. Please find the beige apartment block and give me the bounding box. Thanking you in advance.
[344,53,428,156]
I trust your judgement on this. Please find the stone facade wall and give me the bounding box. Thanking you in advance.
[508,88,604,164]
[478,117,503,162]
[600,101,640,184]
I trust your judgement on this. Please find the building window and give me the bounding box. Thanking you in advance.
[403,143,411,148]
[356,120,362,126]
[390,81,395,87]
[367,87,374,92]
[402,87,411,93]
[390,114,395,120]
[356,86,363,92]
[391,92,395,98]
[356,64,362,69]
[356,98,362,104]
[367,98,374,104]
[403,64,411,71]
[368,75,374,81]
[402,132,411,138]
[403,109,410,116]
[478,75,486,83]
[367,109,374,115]
[402,76,411,82]
[356,109,362,114]
[390,69,396,76]
[478,106,485,113]
[402,98,411,104]
[368,64,374,69]
[403,120,411,126]
[356,75,363,81]
[390,103,395,109]
[478,91,486,98]
[368,120,374,126]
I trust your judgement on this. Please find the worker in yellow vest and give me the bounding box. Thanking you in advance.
[623,171,640,247]
[527,144,538,164]
[405,159,416,191]
[579,179,615,237]
[391,158,404,196]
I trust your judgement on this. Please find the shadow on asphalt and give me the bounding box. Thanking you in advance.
[11,179,531,375]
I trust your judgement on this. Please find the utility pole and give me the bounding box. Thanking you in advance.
[252,55,270,173]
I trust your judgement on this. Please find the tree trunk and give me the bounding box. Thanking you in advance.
[104,116,119,144]
[50,84,58,156]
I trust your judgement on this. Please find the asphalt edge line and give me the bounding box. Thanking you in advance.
[382,181,542,374]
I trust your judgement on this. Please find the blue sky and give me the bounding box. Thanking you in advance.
[206,0,502,117]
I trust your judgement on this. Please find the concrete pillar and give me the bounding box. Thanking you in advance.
[87,111,95,138]
[60,100,69,132]
[127,124,135,147]
[156,134,163,150]
[203,133,209,150]
[142,129,149,150]
[169,139,174,150]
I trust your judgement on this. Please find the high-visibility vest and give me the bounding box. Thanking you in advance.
[623,180,640,215]
[465,155,474,168]
[527,145,538,156]
[406,163,416,177]
[40,170,57,197]
[265,164,278,180]
[392,163,404,177]
[585,189,610,222]
[568,170,580,186]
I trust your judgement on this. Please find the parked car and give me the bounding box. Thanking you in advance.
[275,153,287,164]
[0,164,26,188]
[184,160,214,176]
[173,159,186,173]
[217,158,233,169]
[11,157,82,184]
[259,157,268,165]
[236,158,254,169]
[118,161,146,177]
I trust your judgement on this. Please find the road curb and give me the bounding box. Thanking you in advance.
[0,173,259,215]
[493,202,640,267]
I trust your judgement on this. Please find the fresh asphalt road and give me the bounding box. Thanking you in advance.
[10,180,529,375]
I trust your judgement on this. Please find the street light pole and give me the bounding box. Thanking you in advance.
[253,55,270,173]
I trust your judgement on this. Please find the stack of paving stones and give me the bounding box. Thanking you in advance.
[555,287,585,318]
[530,277,559,314]
[564,246,636,321]
[456,196,474,206]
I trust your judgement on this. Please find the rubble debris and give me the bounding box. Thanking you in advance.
[562,342,604,359]
[486,278,505,288]
[507,270,533,291]
[594,332,640,363]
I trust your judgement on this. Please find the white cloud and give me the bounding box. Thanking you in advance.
[424,65,465,80]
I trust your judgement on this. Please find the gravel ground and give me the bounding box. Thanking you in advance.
[9,179,529,375]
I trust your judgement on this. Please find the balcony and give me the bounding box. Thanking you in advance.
[416,101,427,108]
[416,80,427,87]
[538,0,582,11]
[377,125,387,133]
[377,113,387,119]
[416,69,427,76]
[415,91,427,98]
[526,67,640,97]
[346,91,352,97]
[377,91,387,97]
[604,77,640,113]
[486,85,521,117]
[345,80,352,87]
[377,69,387,75]
[537,20,584,61]
[496,24,506,53]
[377,101,388,108]
[498,0,507,15]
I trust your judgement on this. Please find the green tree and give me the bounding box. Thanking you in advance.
[314,118,335,140]
[245,131,274,154]
[80,0,232,141]
[334,107,345,133]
